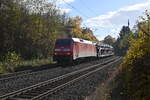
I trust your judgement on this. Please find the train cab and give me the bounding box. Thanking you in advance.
[53,38,73,63]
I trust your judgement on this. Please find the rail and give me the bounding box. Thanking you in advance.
[0,57,121,100]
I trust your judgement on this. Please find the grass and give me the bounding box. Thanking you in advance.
[18,57,53,67]
[0,57,53,74]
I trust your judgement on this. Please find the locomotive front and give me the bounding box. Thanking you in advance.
[53,39,73,63]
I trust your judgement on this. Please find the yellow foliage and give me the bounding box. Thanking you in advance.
[121,20,150,100]
[68,16,98,42]
[68,16,83,38]
[83,33,98,42]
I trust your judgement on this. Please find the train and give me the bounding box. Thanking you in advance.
[53,38,114,64]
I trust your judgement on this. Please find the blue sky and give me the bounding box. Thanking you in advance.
[50,0,150,40]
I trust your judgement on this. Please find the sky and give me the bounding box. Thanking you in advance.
[49,0,150,40]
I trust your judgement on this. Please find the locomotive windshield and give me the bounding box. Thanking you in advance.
[55,39,71,46]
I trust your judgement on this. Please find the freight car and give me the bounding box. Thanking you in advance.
[53,38,114,64]
[96,42,114,58]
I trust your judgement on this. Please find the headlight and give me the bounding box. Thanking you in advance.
[63,48,71,51]
[55,48,61,51]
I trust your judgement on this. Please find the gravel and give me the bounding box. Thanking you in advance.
[0,56,116,96]
[44,57,121,100]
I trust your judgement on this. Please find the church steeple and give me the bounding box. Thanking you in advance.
[128,19,130,27]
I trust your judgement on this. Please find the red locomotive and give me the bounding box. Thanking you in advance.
[53,38,114,64]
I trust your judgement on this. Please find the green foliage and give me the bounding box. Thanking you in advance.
[0,62,6,74]
[0,0,69,73]
[119,12,150,100]
[114,26,132,56]
[103,35,116,46]
[0,0,68,59]
[17,57,52,68]
[0,57,52,74]
[0,0,98,73]
[5,51,21,63]
[0,51,21,73]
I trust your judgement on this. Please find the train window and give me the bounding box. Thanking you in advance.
[55,39,71,46]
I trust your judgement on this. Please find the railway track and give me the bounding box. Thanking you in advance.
[0,63,59,84]
[0,57,121,100]
[0,70,31,83]
[0,56,114,85]
[0,70,31,79]
[0,57,114,96]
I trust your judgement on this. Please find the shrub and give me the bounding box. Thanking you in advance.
[121,27,150,100]
[3,51,21,72]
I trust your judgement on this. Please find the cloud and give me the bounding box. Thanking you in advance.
[120,2,150,11]
[86,1,150,28]
[58,8,71,13]
[97,36,105,41]
[49,0,74,14]
[55,0,75,5]
[111,28,120,34]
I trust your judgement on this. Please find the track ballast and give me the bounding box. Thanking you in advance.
[0,57,121,100]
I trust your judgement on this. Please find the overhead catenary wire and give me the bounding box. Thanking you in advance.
[52,0,97,29]
[61,0,90,19]
[78,0,100,30]
[79,0,99,17]
[62,0,99,30]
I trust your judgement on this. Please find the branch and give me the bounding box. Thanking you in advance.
[138,24,150,38]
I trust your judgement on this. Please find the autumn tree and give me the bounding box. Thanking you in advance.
[0,0,69,59]
[82,28,98,42]
[67,16,83,38]
[66,17,98,41]
[112,11,150,100]
[0,0,98,61]
[103,35,116,46]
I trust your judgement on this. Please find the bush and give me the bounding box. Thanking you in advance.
[120,25,150,100]
[2,51,21,72]
[0,55,53,74]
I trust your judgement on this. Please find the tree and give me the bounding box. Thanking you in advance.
[103,35,116,46]
[0,0,69,59]
[114,11,150,100]
[119,26,130,39]
[82,28,98,42]
[114,26,132,56]
[122,16,150,100]
[65,17,98,41]
[67,16,83,38]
